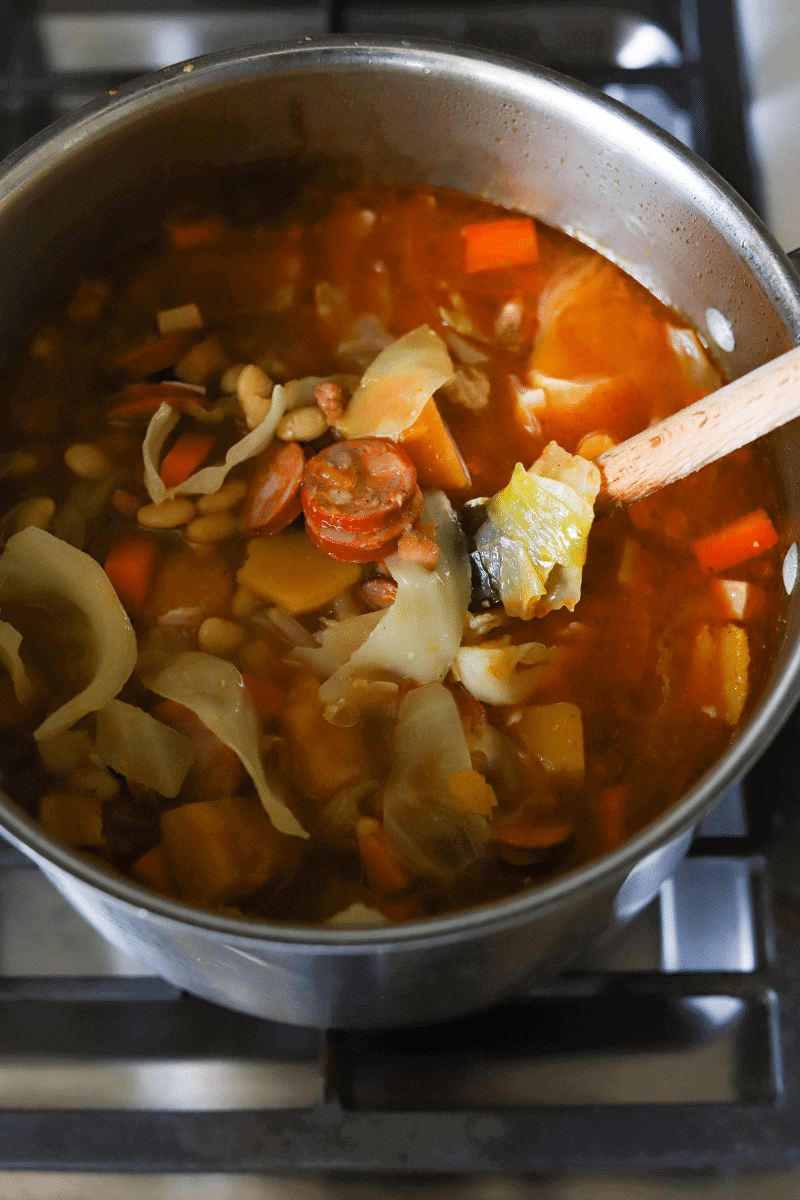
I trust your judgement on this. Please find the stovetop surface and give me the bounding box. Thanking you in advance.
[2,0,800,1193]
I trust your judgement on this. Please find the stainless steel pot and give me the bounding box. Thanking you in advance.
[1,37,799,1029]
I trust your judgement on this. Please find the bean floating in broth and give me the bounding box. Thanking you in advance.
[0,180,783,926]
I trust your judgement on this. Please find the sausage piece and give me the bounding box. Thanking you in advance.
[241,440,305,534]
[302,437,422,562]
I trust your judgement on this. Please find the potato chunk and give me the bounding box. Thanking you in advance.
[510,702,585,783]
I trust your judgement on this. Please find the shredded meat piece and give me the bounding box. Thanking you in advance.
[441,366,491,411]
[396,526,440,569]
[360,578,398,608]
[314,380,346,425]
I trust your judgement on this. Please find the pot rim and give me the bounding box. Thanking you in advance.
[1,34,800,953]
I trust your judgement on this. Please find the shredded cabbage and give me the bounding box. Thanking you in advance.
[475,443,600,620]
[533,256,600,352]
[336,325,454,439]
[667,326,723,393]
[318,491,470,710]
[143,385,287,504]
[0,618,39,706]
[0,528,137,741]
[138,649,308,838]
[95,698,196,799]
[382,682,489,878]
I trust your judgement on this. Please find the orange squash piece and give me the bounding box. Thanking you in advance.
[399,398,471,490]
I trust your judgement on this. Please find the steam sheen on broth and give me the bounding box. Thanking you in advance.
[0,180,782,926]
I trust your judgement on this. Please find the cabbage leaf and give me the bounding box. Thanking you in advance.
[138,649,308,838]
[95,698,196,799]
[336,325,454,439]
[0,527,137,741]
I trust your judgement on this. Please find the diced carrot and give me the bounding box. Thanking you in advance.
[159,431,216,488]
[106,382,209,423]
[240,672,286,727]
[166,216,227,250]
[693,508,778,572]
[463,216,539,273]
[710,578,766,621]
[492,821,574,849]
[598,784,627,851]
[130,841,178,896]
[356,818,413,895]
[399,397,471,490]
[160,794,297,906]
[104,536,160,616]
[112,331,198,378]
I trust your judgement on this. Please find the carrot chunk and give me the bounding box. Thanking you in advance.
[693,508,778,572]
[104,536,160,616]
[463,217,539,274]
[356,818,413,895]
[240,672,286,727]
[159,431,216,488]
[166,216,226,250]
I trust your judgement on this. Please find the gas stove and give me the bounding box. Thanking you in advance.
[1,0,800,1192]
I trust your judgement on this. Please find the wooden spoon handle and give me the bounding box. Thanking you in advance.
[594,344,800,518]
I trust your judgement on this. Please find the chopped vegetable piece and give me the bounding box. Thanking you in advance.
[96,698,196,799]
[463,217,538,273]
[598,785,627,851]
[240,672,286,727]
[399,397,471,490]
[159,432,216,489]
[106,382,208,423]
[113,331,197,378]
[693,509,778,572]
[688,622,750,725]
[130,842,178,896]
[39,792,105,848]
[279,677,368,797]
[0,528,137,742]
[492,820,574,848]
[336,325,454,440]
[356,816,413,894]
[142,548,233,628]
[160,794,298,906]
[510,702,585,783]
[241,440,304,534]
[447,768,497,816]
[151,698,242,803]
[710,578,766,621]
[141,652,308,838]
[104,536,160,616]
[157,303,203,336]
[237,531,362,614]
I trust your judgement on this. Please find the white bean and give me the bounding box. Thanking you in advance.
[185,512,237,543]
[137,498,196,528]
[197,617,247,656]
[64,442,112,480]
[12,496,56,532]
[276,405,328,442]
[196,479,247,514]
[237,364,273,430]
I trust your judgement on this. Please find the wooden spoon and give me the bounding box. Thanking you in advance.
[593,344,800,518]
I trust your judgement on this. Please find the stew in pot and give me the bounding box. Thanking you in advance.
[0,179,783,926]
